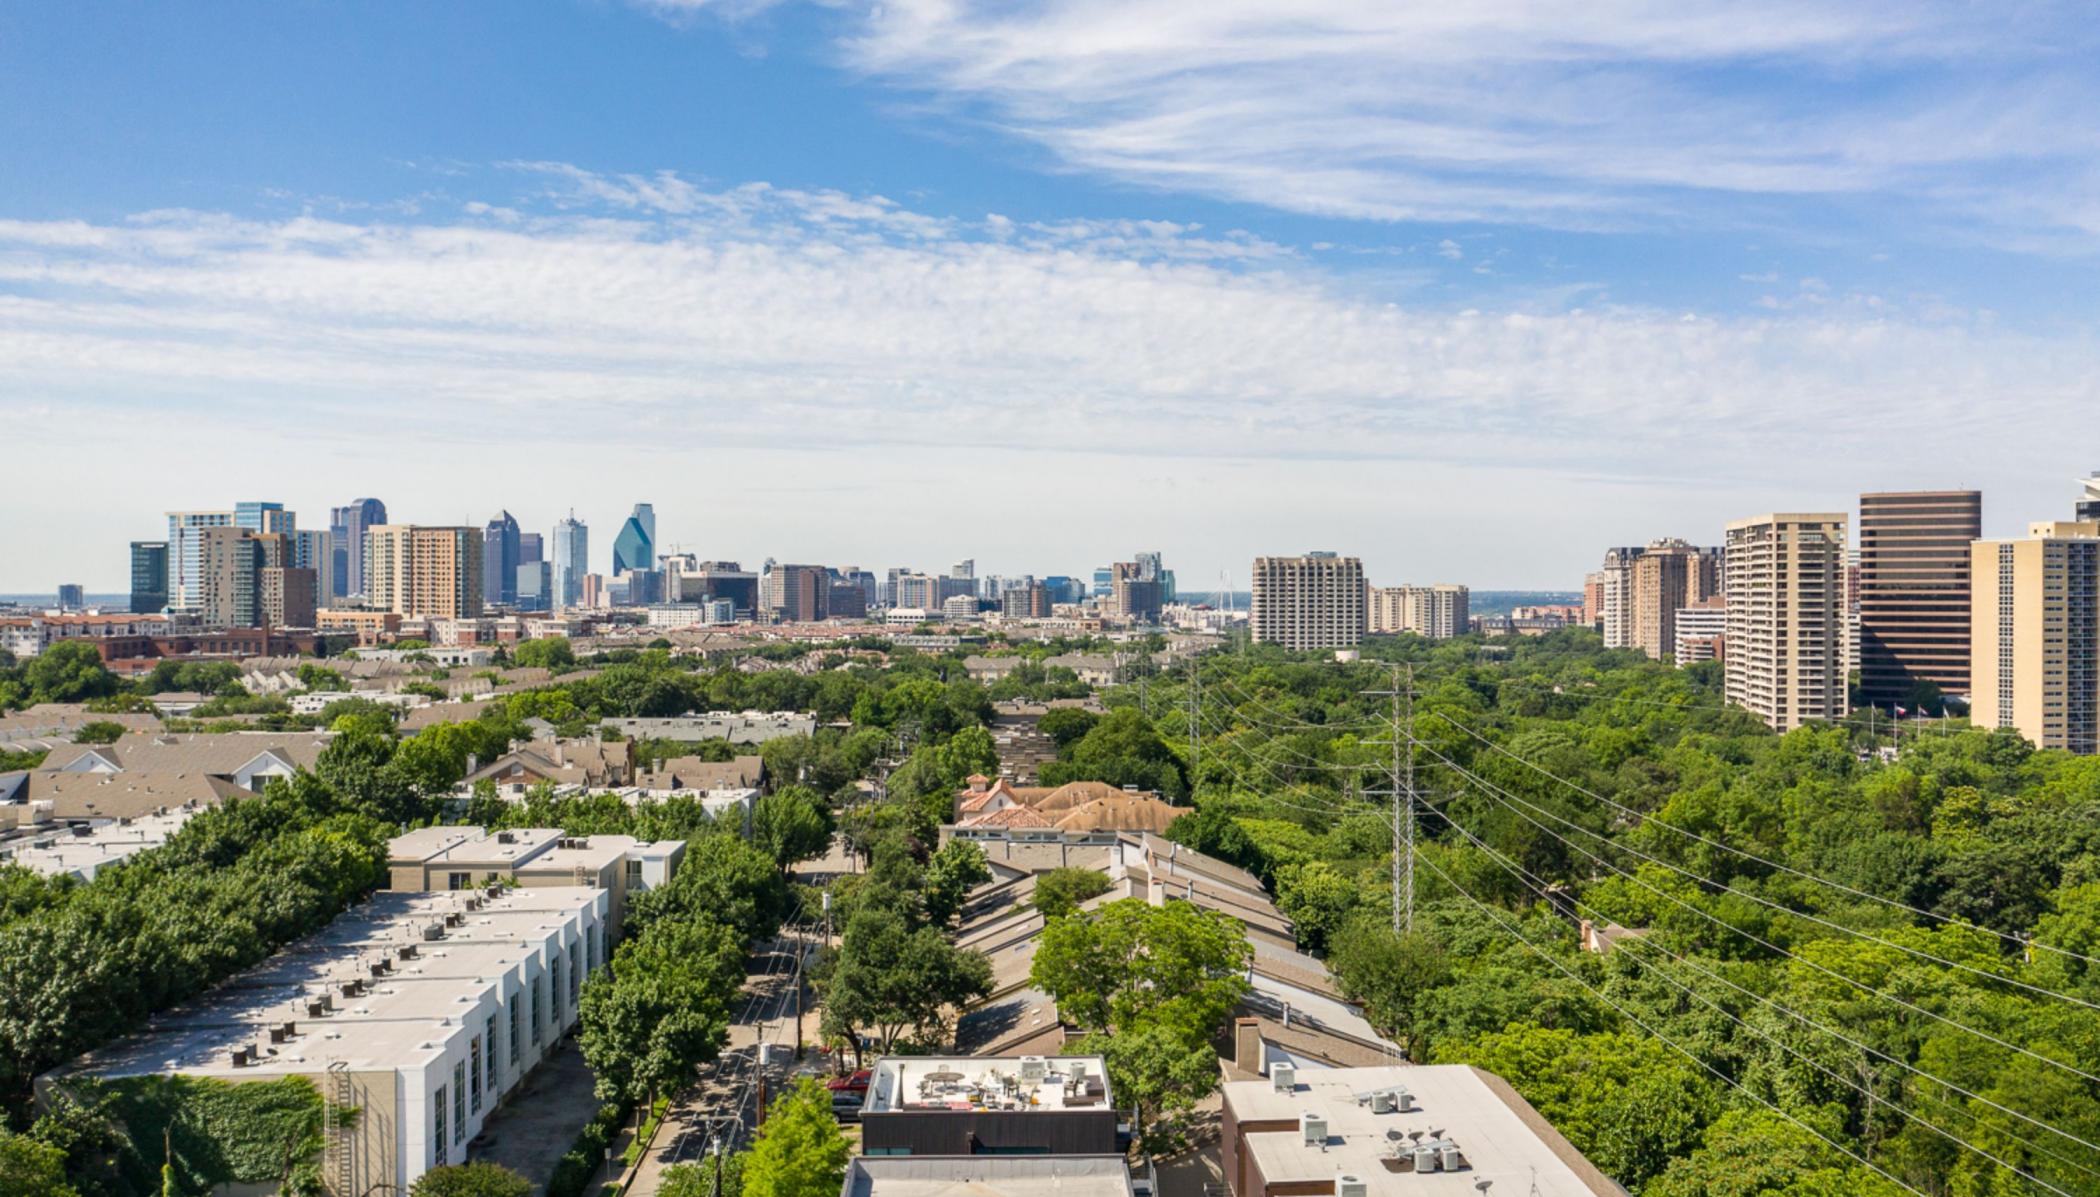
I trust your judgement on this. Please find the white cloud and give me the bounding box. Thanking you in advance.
[805,0,2100,242]
[1437,239,1464,261]
[0,168,2091,584]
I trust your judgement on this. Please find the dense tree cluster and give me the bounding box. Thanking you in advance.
[1132,632,2100,1193]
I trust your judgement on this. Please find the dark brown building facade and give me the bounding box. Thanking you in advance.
[1858,490,1981,706]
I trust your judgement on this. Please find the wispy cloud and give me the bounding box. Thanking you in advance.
[0,167,2089,484]
[620,0,2100,246]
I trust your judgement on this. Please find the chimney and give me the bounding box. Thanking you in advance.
[1234,1018,1262,1074]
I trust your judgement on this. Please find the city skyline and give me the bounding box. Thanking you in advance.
[13,472,2100,595]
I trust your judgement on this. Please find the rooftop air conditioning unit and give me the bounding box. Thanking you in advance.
[1301,1112,1328,1147]
[1019,1056,1049,1081]
[497,831,515,844]
[1438,1141,1463,1171]
[399,944,418,960]
[1069,1061,1089,1084]
[1411,1144,1440,1173]
[306,999,327,1019]
[230,1046,254,1067]
[466,897,481,911]
[1370,1090,1397,1114]
[1272,1063,1297,1093]
[423,923,445,941]
[1335,1175,1367,1197]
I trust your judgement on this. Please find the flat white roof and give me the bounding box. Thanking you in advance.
[52,887,603,1081]
[842,1156,1132,1197]
[1226,1065,1623,1195]
[0,808,201,877]
[865,1055,1112,1114]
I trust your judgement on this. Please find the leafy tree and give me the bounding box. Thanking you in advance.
[1326,922,1450,1055]
[1030,898,1250,1037]
[409,1161,534,1197]
[1039,708,1186,799]
[1646,1108,1907,1197]
[1031,867,1112,920]
[24,643,120,705]
[817,907,991,1056]
[1037,707,1100,749]
[921,840,991,927]
[749,787,833,875]
[579,916,744,1106]
[661,1156,742,1197]
[628,835,787,945]
[0,1127,78,1197]
[1028,898,1248,1146]
[513,637,577,671]
[69,721,128,746]
[1273,860,1358,954]
[739,1078,849,1197]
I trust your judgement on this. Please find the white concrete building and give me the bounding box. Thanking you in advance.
[42,886,609,1197]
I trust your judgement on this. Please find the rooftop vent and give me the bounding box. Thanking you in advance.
[1302,1112,1328,1148]
[1272,1063,1297,1093]
[496,831,516,844]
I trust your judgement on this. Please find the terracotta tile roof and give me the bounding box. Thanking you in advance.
[962,805,1056,830]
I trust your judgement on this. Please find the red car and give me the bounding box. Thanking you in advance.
[826,1069,871,1096]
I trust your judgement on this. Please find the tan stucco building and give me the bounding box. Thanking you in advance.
[1970,521,2100,754]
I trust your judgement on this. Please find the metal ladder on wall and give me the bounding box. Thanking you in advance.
[326,1060,352,1197]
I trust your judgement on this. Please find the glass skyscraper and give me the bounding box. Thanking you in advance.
[612,502,655,577]
[552,514,588,609]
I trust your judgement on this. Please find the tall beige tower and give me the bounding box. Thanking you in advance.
[1724,513,1849,731]
[1250,553,1365,650]
[1629,540,1722,662]
[364,526,485,619]
[1971,521,2100,754]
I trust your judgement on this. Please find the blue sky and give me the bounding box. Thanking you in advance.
[3,1,2099,590]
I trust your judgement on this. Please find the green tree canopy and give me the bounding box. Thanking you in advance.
[739,1078,849,1197]
[409,1161,534,1197]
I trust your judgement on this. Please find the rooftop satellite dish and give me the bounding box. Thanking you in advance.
[1475,1182,1494,1195]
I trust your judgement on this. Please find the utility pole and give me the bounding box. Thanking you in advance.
[1364,663,1417,934]
[1185,656,1201,794]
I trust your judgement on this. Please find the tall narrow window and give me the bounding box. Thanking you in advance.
[511,1001,522,1063]
[433,1086,446,1160]
[453,1064,466,1141]
[469,1036,483,1113]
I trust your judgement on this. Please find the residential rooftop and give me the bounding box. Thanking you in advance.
[864,1055,1112,1115]
[46,886,604,1082]
[1224,1063,1624,1195]
[840,1156,1132,1197]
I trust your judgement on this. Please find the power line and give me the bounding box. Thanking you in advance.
[1417,741,2100,1089]
[1406,846,1936,1197]
[1421,790,2100,1188]
[1431,709,2100,986]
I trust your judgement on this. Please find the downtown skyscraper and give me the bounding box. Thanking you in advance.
[552,513,588,610]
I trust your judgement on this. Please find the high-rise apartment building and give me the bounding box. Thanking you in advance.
[671,562,759,618]
[1582,571,1604,629]
[893,573,940,611]
[1971,521,2100,754]
[1110,561,1164,623]
[364,526,484,619]
[766,564,831,623]
[551,514,588,609]
[2078,472,2100,522]
[1251,553,1366,650]
[515,561,553,612]
[290,529,333,606]
[197,525,260,628]
[129,541,168,614]
[483,511,521,607]
[1674,596,1727,666]
[1630,541,1722,662]
[165,510,235,614]
[1597,546,1643,649]
[613,503,655,577]
[259,565,317,628]
[951,559,975,580]
[235,501,291,534]
[1002,583,1052,619]
[1368,584,1471,639]
[1856,490,1981,707]
[1724,513,1849,731]
[329,497,387,598]
[56,584,85,611]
